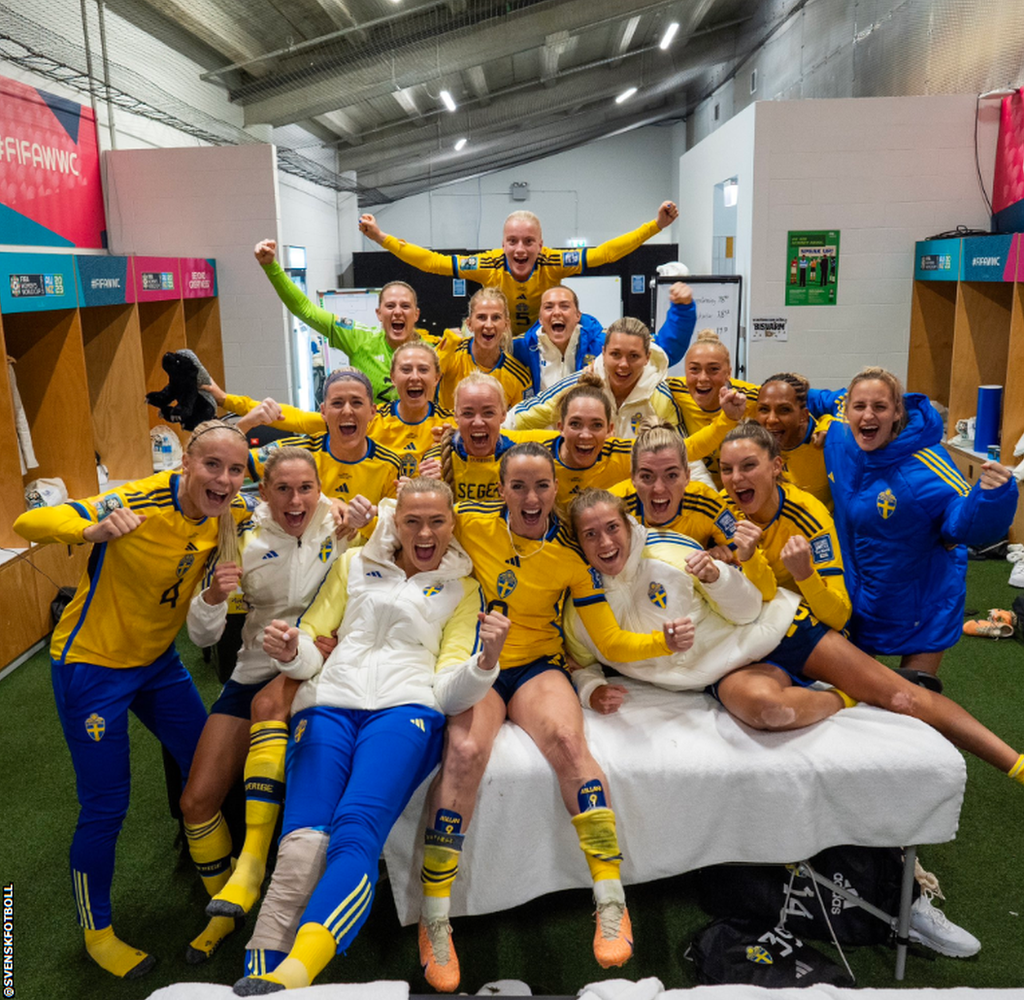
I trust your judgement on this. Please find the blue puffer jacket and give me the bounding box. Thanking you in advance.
[808,389,1019,654]
[512,300,697,396]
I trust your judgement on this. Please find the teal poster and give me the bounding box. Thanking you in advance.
[786,230,840,305]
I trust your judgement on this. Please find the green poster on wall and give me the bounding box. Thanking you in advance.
[786,230,840,305]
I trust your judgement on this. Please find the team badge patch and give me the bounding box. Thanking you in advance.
[423,584,443,597]
[318,537,334,563]
[589,567,603,590]
[175,553,195,579]
[399,453,418,478]
[257,443,278,462]
[715,509,737,537]
[583,354,596,366]
[630,412,642,434]
[462,256,478,270]
[648,581,668,608]
[497,569,518,598]
[746,944,773,965]
[810,535,834,563]
[563,250,581,266]
[293,719,307,742]
[84,713,106,742]
[96,495,123,520]
[876,488,897,520]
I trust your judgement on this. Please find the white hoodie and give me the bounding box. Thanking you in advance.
[566,521,801,707]
[187,494,343,686]
[280,499,499,716]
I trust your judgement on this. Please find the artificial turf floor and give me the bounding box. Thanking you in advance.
[1,558,1022,999]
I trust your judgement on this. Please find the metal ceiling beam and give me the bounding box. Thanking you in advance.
[239,0,682,126]
[464,65,490,107]
[612,14,642,67]
[392,87,422,118]
[140,0,270,73]
[316,109,362,145]
[540,31,576,87]
[307,0,368,42]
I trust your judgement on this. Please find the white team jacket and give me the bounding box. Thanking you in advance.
[566,520,801,707]
[186,495,343,686]
[280,499,498,717]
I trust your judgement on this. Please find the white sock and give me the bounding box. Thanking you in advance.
[593,879,625,905]
[422,895,451,921]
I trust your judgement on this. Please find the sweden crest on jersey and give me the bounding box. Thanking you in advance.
[293,718,308,742]
[630,412,642,434]
[85,712,106,742]
[497,569,518,598]
[746,944,773,965]
[175,553,195,579]
[399,452,418,478]
[876,488,897,520]
[423,584,444,597]
[648,581,667,608]
[318,537,334,563]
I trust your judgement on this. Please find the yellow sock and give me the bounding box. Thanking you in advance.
[214,721,288,912]
[254,922,337,990]
[84,926,154,979]
[184,812,233,896]
[833,688,858,709]
[1009,754,1024,784]
[187,914,239,963]
[571,807,623,883]
[421,844,461,898]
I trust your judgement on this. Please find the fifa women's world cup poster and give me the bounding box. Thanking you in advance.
[0,74,106,249]
[785,230,840,306]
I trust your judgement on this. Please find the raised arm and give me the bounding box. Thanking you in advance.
[654,283,697,367]
[360,213,457,278]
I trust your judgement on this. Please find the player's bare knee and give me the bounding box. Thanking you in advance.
[251,685,289,723]
[179,785,217,826]
[443,730,490,783]
[746,695,796,731]
[544,725,587,771]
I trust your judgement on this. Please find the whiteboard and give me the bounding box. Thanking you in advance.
[655,276,743,378]
[563,275,622,329]
[319,288,381,370]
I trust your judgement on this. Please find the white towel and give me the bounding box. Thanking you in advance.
[144,981,410,1000]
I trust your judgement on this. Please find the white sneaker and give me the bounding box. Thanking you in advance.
[908,893,981,958]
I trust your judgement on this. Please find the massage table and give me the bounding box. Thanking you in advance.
[383,679,967,980]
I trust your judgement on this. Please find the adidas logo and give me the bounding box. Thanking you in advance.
[404,442,417,449]
[794,960,813,980]
[505,556,520,567]
[410,718,425,731]
[366,570,383,578]
[262,550,279,560]
[186,542,198,552]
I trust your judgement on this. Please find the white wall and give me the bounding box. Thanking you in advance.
[365,127,678,252]
[746,96,997,388]
[676,104,757,373]
[106,144,293,400]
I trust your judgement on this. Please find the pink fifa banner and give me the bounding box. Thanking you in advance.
[132,257,181,301]
[180,257,217,298]
[0,75,106,249]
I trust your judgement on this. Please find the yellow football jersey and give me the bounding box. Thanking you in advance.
[381,219,660,335]
[421,430,553,503]
[249,434,401,504]
[724,481,850,631]
[454,501,671,669]
[547,435,633,510]
[370,400,455,479]
[13,471,255,669]
[435,331,533,411]
[780,418,832,511]
[666,377,760,484]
